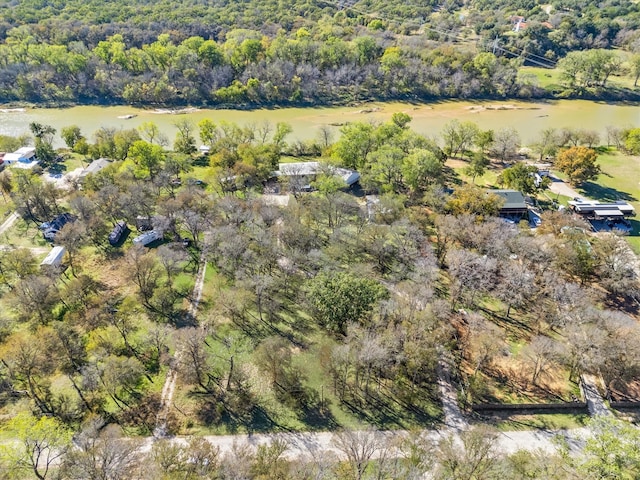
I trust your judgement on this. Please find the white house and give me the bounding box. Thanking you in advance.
[4,146,39,169]
[275,162,360,187]
[40,246,66,268]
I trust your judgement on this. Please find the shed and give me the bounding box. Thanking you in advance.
[40,246,66,268]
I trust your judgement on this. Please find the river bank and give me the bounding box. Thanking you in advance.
[1,99,639,149]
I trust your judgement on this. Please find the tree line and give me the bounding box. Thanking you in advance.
[3,414,640,479]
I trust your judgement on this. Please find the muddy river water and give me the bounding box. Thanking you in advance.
[0,100,638,148]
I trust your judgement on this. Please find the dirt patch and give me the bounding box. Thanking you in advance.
[608,378,640,402]
[465,104,542,112]
[462,354,577,405]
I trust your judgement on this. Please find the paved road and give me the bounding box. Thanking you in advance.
[0,211,19,236]
[138,426,589,460]
[548,175,590,201]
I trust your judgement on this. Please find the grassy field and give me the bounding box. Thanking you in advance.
[519,66,639,91]
[574,151,640,253]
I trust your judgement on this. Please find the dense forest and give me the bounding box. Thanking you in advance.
[0,0,639,105]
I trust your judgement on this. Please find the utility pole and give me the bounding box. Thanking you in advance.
[492,37,499,55]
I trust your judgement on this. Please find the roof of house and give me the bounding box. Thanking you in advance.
[492,189,527,210]
[3,153,21,162]
[568,200,635,218]
[16,146,35,155]
[275,162,360,186]
[80,158,111,177]
[41,246,66,266]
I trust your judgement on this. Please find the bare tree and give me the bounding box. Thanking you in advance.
[156,243,188,284]
[435,425,500,480]
[332,429,385,480]
[177,327,213,392]
[55,221,87,277]
[467,313,506,377]
[447,249,497,308]
[62,418,142,480]
[126,246,161,305]
[521,335,562,385]
[12,275,59,326]
[491,127,520,163]
[496,261,536,318]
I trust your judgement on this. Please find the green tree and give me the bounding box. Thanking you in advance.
[441,120,479,158]
[555,146,600,185]
[497,162,548,195]
[446,184,504,218]
[60,125,84,150]
[307,271,387,335]
[138,121,168,146]
[401,149,443,192]
[463,152,490,183]
[113,128,140,161]
[579,416,640,479]
[332,122,377,169]
[198,119,219,148]
[128,140,164,177]
[173,119,197,155]
[623,127,640,154]
[30,122,57,165]
[0,413,71,480]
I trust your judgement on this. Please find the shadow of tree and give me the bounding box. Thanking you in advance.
[579,181,637,202]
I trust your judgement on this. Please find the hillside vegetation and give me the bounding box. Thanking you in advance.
[0,0,639,105]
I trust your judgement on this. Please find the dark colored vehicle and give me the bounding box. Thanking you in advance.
[136,216,153,231]
[108,221,128,246]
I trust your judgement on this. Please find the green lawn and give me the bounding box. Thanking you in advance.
[519,67,564,90]
[481,413,589,432]
[574,151,640,253]
[519,66,638,91]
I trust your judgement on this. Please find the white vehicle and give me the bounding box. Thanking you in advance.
[132,230,161,246]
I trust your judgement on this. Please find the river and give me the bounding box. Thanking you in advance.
[0,100,639,149]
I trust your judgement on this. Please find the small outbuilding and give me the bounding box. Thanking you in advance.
[40,246,66,269]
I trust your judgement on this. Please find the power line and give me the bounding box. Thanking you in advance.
[495,45,556,69]
[496,39,557,67]
[320,0,558,68]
